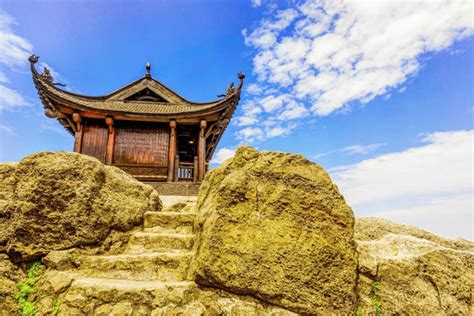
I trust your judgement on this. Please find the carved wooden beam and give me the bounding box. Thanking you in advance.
[198,120,207,182]
[105,116,115,165]
[72,113,83,153]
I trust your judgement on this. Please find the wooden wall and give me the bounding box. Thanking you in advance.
[113,122,170,179]
[77,120,170,180]
[80,121,108,163]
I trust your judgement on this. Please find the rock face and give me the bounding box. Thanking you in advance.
[0,152,161,262]
[0,253,25,314]
[356,217,474,315]
[192,146,358,314]
[32,198,294,316]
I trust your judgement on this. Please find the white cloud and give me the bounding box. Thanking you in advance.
[0,10,33,111]
[0,124,16,135]
[238,0,474,141]
[246,83,264,95]
[211,147,237,164]
[331,130,473,239]
[251,0,262,8]
[341,143,386,155]
[236,119,297,143]
[313,142,386,160]
[0,85,29,110]
[0,10,32,69]
[236,126,265,143]
[0,71,8,83]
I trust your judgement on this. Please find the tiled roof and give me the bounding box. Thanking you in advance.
[29,54,242,116]
[38,80,228,115]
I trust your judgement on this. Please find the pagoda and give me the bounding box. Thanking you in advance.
[29,55,244,195]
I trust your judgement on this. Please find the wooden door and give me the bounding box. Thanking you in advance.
[113,122,169,180]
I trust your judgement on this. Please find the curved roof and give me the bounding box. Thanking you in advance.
[29,55,245,117]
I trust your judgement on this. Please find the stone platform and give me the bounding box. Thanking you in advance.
[142,182,201,196]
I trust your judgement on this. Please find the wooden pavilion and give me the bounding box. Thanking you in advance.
[29,55,244,195]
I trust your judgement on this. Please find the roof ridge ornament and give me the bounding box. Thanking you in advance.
[28,55,66,87]
[217,72,245,98]
[145,62,151,79]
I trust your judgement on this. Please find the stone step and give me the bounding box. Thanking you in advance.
[75,252,193,281]
[160,196,197,211]
[144,212,195,234]
[62,277,196,314]
[126,232,195,253]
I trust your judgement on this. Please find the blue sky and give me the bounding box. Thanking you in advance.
[0,0,472,239]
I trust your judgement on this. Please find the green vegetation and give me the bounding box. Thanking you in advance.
[13,261,45,316]
[53,298,60,315]
[371,278,382,316]
[66,253,81,267]
[355,306,362,316]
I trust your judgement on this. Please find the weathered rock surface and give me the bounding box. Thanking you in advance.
[2,149,472,315]
[32,198,294,316]
[0,152,161,262]
[192,146,358,314]
[0,253,25,314]
[356,217,474,315]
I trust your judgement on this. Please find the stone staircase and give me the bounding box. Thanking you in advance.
[38,196,294,315]
[54,196,201,314]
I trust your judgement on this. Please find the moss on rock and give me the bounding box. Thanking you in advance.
[0,152,161,262]
[191,146,358,314]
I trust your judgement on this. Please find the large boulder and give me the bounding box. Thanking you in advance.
[0,152,161,262]
[191,146,358,314]
[356,217,473,314]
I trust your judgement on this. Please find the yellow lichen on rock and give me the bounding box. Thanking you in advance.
[0,152,161,262]
[192,146,358,314]
[356,217,474,315]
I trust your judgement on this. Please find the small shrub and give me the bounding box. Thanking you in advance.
[371,279,382,316]
[53,298,60,315]
[19,300,35,316]
[13,261,45,316]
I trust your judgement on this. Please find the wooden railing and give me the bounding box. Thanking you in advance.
[174,155,199,182]
[177,162,194,180]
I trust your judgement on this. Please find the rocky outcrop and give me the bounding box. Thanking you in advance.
[32,199,294,315]
[2,149,472,315]
[356,217,473,315]
[0,152,161,262]
[192,146,358,314]
[0,254,25,314]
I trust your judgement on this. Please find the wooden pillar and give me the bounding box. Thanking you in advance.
[174,155,180,181]
[72,113,83,153]
[193,156,198,183]
[105,117,115,165]
[168,120,177,182]
[198,120,207,182]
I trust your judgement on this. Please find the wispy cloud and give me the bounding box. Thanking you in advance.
[251,0,262,8]
[210,147,237,164]
[0,10,33,110]
[0,71,9,83]
[238,0,474,143]
[0,85,30,110]
[0,10,33,70]
[314,142,385,160]
[331,130,473,239]
[340,143,386,155]
[0,124,16,135]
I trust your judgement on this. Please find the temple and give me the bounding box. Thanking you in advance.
[29,55,244,195]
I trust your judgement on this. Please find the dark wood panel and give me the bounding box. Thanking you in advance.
[114,122,169,166]
[116,165,168,178]
[81,121,108,163]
